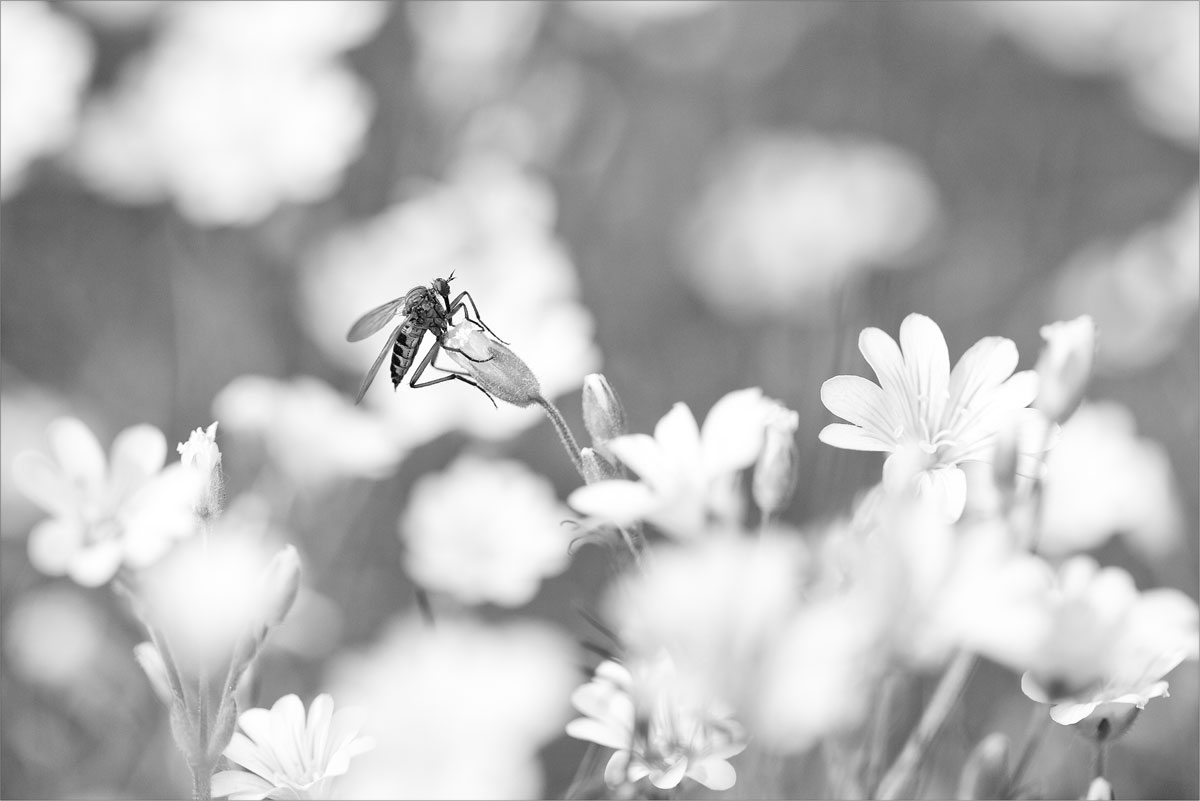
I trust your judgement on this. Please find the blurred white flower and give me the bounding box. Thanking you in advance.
[400,454,572,607]
[0,0,94,198]
[4,584,106,691]
[69,1,381,225]
[300,153,599,445]
[1052,185,1199,374]
[213,375,407,489]
[1039,402,1183,561]
[328,615,576,799]
[819,313,1048,522]
[1018,557,1198,725]
[13,417,198,586]
[212,694,374,801]
[139,530,299,676]
[603,531,805,710]
[680,131,941,322]
[1033,316,1096,425]
[973,1,1198,147]
[1,385,72,537]
[567,655,747,792]
[569,388,777,538]
[408,0,545,115]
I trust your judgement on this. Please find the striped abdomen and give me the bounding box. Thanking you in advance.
[390,320,429,388]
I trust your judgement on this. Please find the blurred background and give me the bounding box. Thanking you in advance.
[1,1,1197,798]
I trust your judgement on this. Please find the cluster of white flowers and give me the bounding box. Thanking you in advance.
[69,0,386,225]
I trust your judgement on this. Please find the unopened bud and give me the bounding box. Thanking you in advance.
[581,374,627,459]
[956,733,1011,800]
[1086,777,1114,800]
[258,545,302,631]
[580,447,620,484]
[753,403,800,518]
[133,641,173,705]
[1034,316,1096,424]
[444,323,543,408]
[177,421,224,520]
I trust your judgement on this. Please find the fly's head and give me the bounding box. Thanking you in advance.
[431,275,453,307]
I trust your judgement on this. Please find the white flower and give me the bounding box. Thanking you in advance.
[603,532,806,710]
[1039,402,1183,561]
[400,454,572,607]
[4,584,106,691]
[212,694,374,800]
[327,615,576,799]
[300,154,599,445]
[819,313,1046,522]
[567,656,747,792]
[1017,557,1199,725]
[568,388,775,538]
[13,417,198,586]
[69,1,381,225]
[679,131,941,322]
[140,526,300,676]
[213,375,407,489]
[0,0,93,198]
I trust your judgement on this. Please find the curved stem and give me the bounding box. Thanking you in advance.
[876,651,977,800]
[535,396,584,478]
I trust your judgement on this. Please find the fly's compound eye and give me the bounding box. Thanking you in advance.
[432,278,451,298]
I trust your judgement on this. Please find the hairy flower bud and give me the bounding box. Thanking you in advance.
[444,323,543,408]
[956,733,1011,800]
[134,641,174,705]
[580,446,621,484]
[581,374,627,459]
[1034,316,1096,424]
[753,403,800,518]
[178,421,223,520]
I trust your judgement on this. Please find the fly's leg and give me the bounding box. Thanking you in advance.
[447,291,508,344]
[409,340,498,407]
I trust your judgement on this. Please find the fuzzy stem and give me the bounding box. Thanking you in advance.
[191,765,211,801]
[1093,740,1107,780]
[876,650,977,799]
[535,396,585,478]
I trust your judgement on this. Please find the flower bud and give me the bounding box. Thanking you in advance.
[134,641,174,705]
[444,323,543,408]
[1086,777,1114,800]
[177,421,224,520]
[258,544,302,631]
[580,446,621,484]
[956,733,1011,800]
[581,374,627,459]
[753,403,800,518]
[1034,316,1096,424]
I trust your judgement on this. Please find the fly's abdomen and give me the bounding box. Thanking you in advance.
[390,323,424,387]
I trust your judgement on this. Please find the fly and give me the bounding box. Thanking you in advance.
[346,274,503,405]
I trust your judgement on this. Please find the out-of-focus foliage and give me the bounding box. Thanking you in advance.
[2,1,1197,799]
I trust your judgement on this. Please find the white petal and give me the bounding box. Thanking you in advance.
[820,376,898,441]
[899,314,950,427]
[701,387,768,476]
[67,540,125,587]
[605,434,672,490]
[224,732,282,783]
[603,751,633,788]
[858,326,914,430]
[653,403,702,476]
[818,423,894,452]
[27,518,84,576]
[568,480,660,524]
[211,770,275,800]
[270,695,307,778]
[570,682,634,728]
[1020,672,1050,703]
[325,705,368,772]
[11,451,73,517]
[649,758,688,789]
[307,694,335,767]
[48,418,107,492]
[943,336,1019,429]
[566,717,631,750]
[687,758,737,791]
[1049,701,1097,725]
[108,424,167,499]
[237,709,274,749]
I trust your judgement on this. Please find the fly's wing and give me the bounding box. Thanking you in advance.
[354,324,403,404]
[347,298,406,342]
